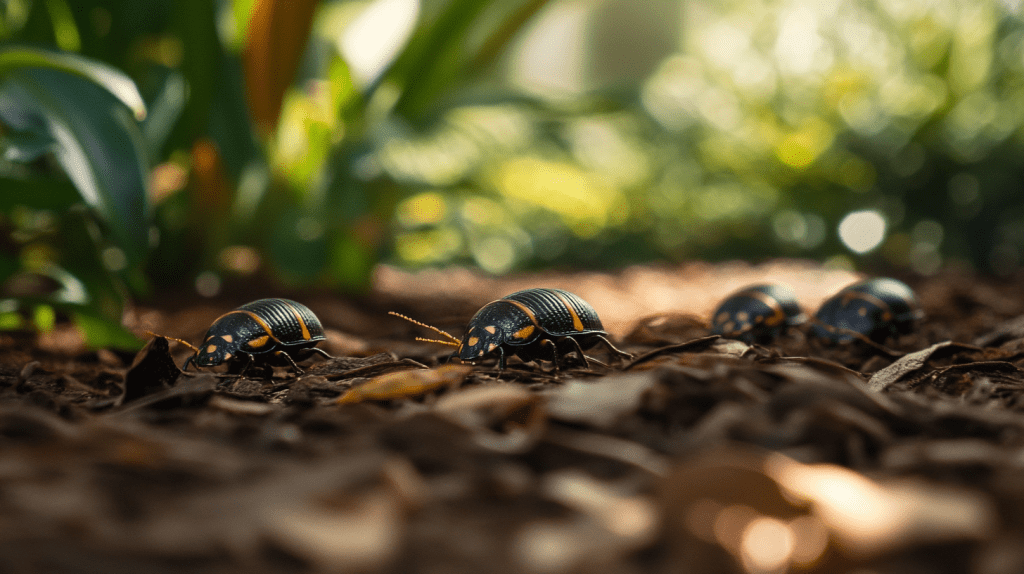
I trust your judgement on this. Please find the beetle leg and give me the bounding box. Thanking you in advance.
[181,354,196,371]
[236,353,255,377]
[562,336,590,370]
[306,347,334,360]
[594,335,633,362]
[538,338,560,372]
[497,346,507,370]
[275,351,304,375]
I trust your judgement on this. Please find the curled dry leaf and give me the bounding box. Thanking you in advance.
[543,372,658,429]
[766,452,996,557]
[514,470,658,574]
[434,385,545,453]
[265,488,403,571]
[623,312,708,345]
[868,341,981,391]
[543,427,670,477]
[660,446,996,572]
[973,314,1024,348]
[113,374,219,414]
[208,395,277,417]
[336,364,472,405]
[122,336,181,403]
[881,438,1011,471]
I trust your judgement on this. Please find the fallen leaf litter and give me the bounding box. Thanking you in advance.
[0,264,1023,573]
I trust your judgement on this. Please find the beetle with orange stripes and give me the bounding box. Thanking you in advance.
[451,288,632,370]
[182,298,332,374]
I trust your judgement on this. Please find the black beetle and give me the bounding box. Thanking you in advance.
[810,278,923,343]
[710,283,806,344]
[392,288,632,370]
[182,298,332,374]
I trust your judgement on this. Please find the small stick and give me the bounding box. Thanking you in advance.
[388,312,461,345]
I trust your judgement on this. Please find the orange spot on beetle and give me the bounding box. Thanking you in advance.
[222,334,233,343]
[485,326,497,334]
[513,325,535,339]
[206,344,217,353]
[468,337,479,347]
[248,335,270,348]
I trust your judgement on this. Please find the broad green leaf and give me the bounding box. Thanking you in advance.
[242,0,320,134]
[0,176,81,210]
[71,311,143,350]
[0,46,146,120]
[56,212,126,316]
[2,128,54,163]
[329,230,375,293]
[269,206,330,283]
[0,68,151,264]
[382,0,552,122]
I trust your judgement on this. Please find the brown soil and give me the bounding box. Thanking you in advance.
[2,261,1023,574]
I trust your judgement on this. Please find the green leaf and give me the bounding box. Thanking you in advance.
[0,67,152,265]
[0,176,81,210]
[71,310,143,351]
[329,231,375,293]
[55,211,127,316]
[0,46,146,120]
[382,0,552,122]
[2,128,54,163]
[268,206,330,283]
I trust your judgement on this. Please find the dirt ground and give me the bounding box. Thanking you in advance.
[2,260,1024,574]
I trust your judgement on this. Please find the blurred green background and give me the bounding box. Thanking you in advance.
[1,0,1023,346]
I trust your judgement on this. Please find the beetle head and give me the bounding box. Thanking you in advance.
[458,323,505,361]
[193,335,236,367]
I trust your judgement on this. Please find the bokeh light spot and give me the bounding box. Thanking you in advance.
[397,192,448,228]
[339,0,420,87]
[195,271,221,298]
[218,245,261,275]
[838,210,886,254]
[473,236,516,274]
[740,517,795,573]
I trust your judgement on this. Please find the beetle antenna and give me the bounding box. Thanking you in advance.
[388,312,460,344]
[415,336,460,348]
[144,330,200,353]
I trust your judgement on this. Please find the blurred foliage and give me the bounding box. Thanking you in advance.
[2,0,1024,346]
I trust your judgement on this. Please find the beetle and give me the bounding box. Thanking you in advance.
[810,278,923,344]
[181,298,332,374]
[710,283,806,344]
[391,288,632,371]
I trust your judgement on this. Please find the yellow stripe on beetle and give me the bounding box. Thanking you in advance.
[551,291,585,331]
[513,325,535,340]
[247,335,270,348]
[502,300,541,328]
[281,300,313,340]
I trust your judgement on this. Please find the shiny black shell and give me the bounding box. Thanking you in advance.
[710,283,805,344]
[811,278,923,343]
[190,298,326,368]
[457,288,609,367]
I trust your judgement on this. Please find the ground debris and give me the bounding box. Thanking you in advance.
[7,267,1024,572]
[122,336,180,403]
